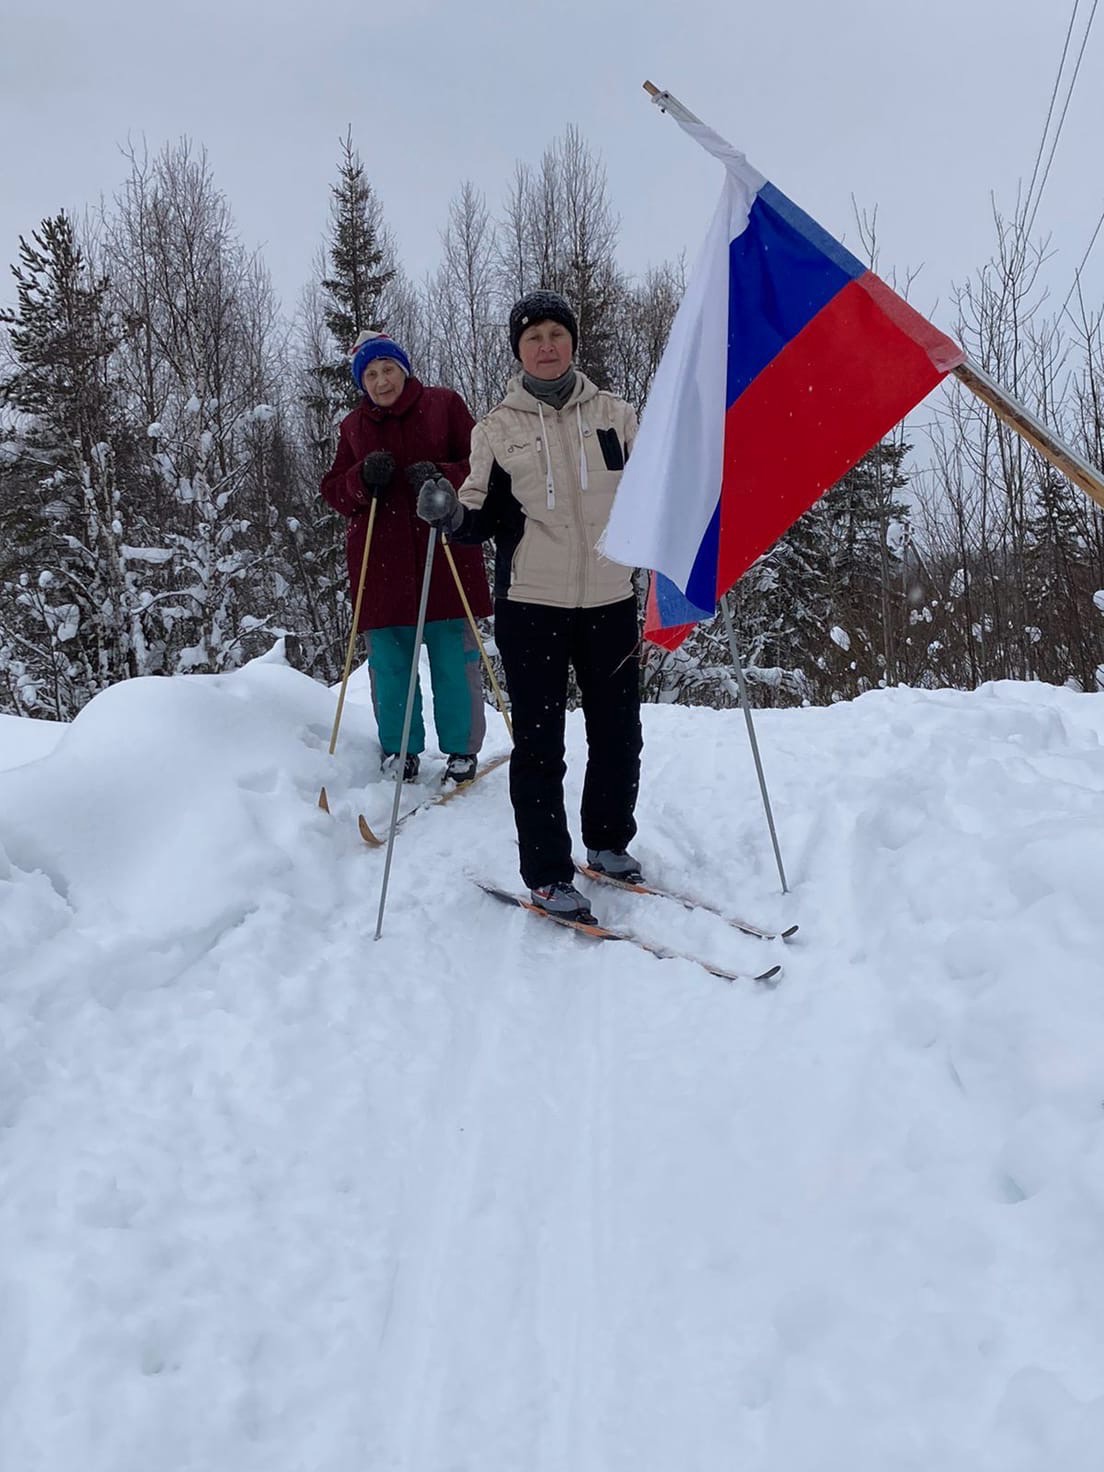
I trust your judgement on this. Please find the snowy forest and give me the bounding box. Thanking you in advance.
[2,126,1103,723]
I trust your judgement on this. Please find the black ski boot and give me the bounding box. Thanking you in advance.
[443,753,478,785]
[381,752,420,783]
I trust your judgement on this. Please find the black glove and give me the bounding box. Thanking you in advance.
[359,450,396,496]
[416,474,464,534]
[405,460,438,492]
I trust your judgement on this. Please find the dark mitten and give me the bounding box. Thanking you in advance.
[416,474,464,533]
[360,450,396,496]
[405,460,438,492]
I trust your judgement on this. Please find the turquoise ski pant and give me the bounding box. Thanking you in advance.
[364,618,486,757]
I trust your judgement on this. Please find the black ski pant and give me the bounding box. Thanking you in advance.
[494,596,643,889]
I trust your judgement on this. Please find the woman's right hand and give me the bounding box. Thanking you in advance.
[360,450,396,497]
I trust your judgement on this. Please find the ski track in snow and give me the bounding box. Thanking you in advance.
[2,657,1104,1469]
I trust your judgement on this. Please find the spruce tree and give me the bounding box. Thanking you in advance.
[730,496,833,704]
[297,133,400,677]
[820,438,912,692]
[1023,466,1099,687]
[315,130,396,410]
[725,440,912,705]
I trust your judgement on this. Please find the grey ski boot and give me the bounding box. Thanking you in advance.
[585,848,644,884]
[530,882,595,921]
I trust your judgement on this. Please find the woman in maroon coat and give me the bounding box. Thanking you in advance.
[320,331,492,783]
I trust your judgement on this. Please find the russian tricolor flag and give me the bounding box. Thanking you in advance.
[603,118,965,649]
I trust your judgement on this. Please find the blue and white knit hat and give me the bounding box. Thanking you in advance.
[350,330,412,390]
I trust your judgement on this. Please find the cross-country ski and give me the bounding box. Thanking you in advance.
[575,862,799,940]
[357,750,510,845]
[475,880,783,984]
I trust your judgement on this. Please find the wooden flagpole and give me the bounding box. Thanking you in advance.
[952,358,1104,511]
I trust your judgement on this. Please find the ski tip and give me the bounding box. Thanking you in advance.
[780,924,800,940]
[755,964,783,984]
[358,814,384,846]
[318,786,331,814]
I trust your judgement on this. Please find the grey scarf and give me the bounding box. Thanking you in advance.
[522,367,577,411]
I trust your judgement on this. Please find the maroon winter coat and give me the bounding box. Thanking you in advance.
[320,378,492,630]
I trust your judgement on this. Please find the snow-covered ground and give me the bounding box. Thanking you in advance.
[2,646,1103,1470]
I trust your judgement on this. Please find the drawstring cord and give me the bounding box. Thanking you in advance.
[536,399,591,507]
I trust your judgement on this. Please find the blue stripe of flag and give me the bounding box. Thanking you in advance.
[683,500,723,613]
[726,182,867,407]
[654,569,714,628]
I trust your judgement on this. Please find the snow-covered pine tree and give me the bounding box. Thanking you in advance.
[0,213,156,718]
[1022,461,1101,689]
[817,436,912,696]
[282,276,353,681]
[730,439,912,704]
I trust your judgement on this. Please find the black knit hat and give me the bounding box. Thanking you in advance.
[508,291,579,359]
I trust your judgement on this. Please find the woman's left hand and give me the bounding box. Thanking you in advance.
[416,475,463,533]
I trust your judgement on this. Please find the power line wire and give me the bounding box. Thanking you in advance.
[1059,202,1104,327]
[1021,0,1082,228]
[1024,0,1100,243]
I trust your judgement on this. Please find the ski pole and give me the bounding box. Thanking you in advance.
[319,498,377,812]
[441,540,513,742]
[375,524,439,941]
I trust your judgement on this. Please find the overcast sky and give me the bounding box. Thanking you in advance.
[2,0,1102,338]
